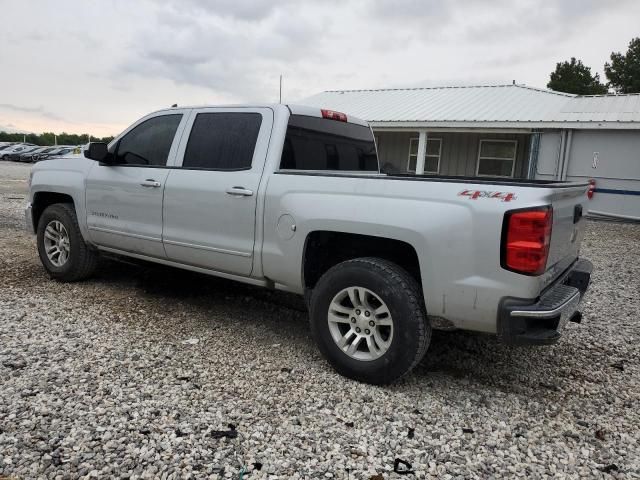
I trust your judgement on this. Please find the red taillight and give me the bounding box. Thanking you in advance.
[503,207,553,275]
[321,109,347,122]
[587,179,595,200]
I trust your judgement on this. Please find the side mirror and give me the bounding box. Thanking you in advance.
[84,142,110,162]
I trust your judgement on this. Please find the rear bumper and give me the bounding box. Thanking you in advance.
[498,258,593,345]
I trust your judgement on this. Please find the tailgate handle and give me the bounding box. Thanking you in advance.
[573,205,583,224]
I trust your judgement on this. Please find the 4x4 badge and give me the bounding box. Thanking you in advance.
[458,189,517,202]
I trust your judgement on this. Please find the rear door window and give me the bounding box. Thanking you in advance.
[114,114,183,166]
[182,112,262,170]
[280,115,378,171]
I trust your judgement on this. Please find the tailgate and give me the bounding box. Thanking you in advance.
[545,185,589,284]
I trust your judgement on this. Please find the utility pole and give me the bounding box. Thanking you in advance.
[279,75,283,104]
[54,134,57,146]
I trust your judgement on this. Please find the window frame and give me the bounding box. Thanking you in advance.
[106,110,190,168]
[180,111,264,172]
[277,114,379,173]
[476,139,518,178]
[407,137,442,174]
[174,107,274,173]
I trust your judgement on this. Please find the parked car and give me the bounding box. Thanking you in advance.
[17,146,52,162]
[22,146,59,162]
[1,144,35,160]
[33,147,74,162]
[26,104,592,384]
[7,145,42,162]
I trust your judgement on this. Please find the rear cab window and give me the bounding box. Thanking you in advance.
[280,114,378,172]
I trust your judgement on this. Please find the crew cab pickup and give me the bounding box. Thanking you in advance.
[26,104,592,384]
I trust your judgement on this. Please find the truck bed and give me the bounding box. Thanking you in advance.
[277,170,590,189]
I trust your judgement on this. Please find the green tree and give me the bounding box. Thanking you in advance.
[547,57,608,95]
[40,132,56,145]
[0,131,115,146]
[605,37,640,93]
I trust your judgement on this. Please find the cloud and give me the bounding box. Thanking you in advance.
[459,0,638,44]
[0,104,64,122]
[2,0,640,135]
[151,0,293,22]
[116,4,328,101]
[0,123,30,134]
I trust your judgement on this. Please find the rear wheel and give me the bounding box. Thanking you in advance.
[310,257,430,384]
[37,203,99,282]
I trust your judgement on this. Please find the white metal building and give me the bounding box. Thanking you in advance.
[303,84,640,220]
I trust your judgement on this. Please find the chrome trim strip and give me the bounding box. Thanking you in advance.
[88,226,162,243]
[24,203,34,234]
[163,238,252,258]
[510,289,581,319]
[96,246,269,287]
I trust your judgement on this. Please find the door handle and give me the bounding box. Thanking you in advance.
[226,186,254,197]
[140,179,161,188]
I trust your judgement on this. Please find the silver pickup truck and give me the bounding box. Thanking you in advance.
[26,104,592,384]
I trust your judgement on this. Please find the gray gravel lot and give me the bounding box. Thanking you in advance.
[1,161,638,479]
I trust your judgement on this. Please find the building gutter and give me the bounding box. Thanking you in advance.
[526,132,540,179]
[560,130,573,181]
[369,121,640,130]
[555,130,567,180]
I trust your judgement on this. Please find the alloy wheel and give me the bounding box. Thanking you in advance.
[327,286,394,361]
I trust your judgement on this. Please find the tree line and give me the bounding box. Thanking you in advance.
[0,131,115,146]
[547,37,640,95]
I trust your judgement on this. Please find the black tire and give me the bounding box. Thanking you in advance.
[309,257,431,385]
[36,203,99,282]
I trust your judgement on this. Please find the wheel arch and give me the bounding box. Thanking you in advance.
[302,230,423,292]
[32,191,76,232]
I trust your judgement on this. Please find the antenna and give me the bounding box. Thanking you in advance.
[279,75,283,103]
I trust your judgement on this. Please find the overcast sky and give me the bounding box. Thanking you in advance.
[1,0,638,136]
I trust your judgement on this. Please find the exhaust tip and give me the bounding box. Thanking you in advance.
[570,311,582,324]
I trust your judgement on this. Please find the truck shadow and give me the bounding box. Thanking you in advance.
[94,257,581,392]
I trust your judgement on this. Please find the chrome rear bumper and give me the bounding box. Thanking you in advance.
[499,259,593,345]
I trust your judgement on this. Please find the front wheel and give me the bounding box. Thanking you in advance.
[309,257,431,384]
[36,203,99,282]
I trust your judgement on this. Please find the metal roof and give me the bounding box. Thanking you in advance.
[556,93,640,123]
[301,84,640,129]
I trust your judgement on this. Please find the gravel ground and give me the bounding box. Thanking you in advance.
[0,161,638,479]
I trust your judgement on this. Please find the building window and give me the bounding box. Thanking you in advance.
[476,139,517,177]
[407,137,441,173]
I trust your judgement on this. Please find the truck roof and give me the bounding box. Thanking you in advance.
[150,104,371,128]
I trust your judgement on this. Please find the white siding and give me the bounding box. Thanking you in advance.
[566,130,640,219]
[376,131,531,177]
